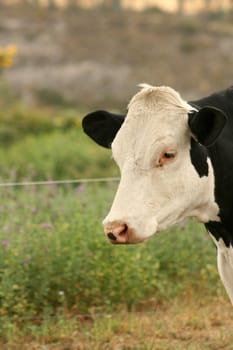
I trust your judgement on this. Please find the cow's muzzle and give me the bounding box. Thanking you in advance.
[104,222,134,244]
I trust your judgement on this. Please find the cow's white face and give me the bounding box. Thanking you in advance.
[83,84,226,244]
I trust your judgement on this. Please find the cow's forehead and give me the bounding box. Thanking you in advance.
[112,85,193,156]
[128,84,192,114]
[125,85,193,133]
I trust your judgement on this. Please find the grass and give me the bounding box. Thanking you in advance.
[76,298,233,350]
[1,296,232,349]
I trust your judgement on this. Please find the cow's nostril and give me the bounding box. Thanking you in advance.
[107,232,117,241]
[105,223,130,243]
[119,224,128,236]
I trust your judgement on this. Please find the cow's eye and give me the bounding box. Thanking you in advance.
[164,152,175,159]
[158,150,176,167]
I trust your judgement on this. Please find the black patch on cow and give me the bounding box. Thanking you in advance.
[205,221,232,247]
[190,138,209,177]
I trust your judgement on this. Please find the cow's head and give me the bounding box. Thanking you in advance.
[82,85,226,244]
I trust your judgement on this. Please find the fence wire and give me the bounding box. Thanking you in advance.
[0,309,156,323]
[0,177,120,188]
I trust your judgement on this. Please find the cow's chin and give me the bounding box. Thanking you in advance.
[107,228,157,245]
[115,218,182,245]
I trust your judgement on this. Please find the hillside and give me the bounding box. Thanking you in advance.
[1,6,233,109]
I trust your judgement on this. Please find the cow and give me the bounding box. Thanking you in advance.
[82,84,233,305]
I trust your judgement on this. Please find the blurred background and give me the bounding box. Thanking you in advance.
[1,0,233,111]
[0,2,233,348]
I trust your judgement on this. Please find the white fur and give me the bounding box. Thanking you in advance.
[210,234,233,304]
[103,85,219,243]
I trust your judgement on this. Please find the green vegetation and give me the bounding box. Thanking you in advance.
[0,182,226,342]
[0,104,118,181]
[0,182,223,318]
[0,98,228,346]
[0,101,226,346]
[0,105,81,145]
[0,6,233,347]
[0,129,118,181]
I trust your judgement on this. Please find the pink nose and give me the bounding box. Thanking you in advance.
[104,222,130,244]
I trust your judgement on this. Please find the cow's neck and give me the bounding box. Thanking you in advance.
[205,138,233,247]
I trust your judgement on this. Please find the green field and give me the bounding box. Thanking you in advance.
[0,179,223,318]
[0,175,229,348]
[0,78,231,348]
[0,118,231,347]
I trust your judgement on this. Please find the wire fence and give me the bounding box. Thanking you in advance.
[0,177,120,188]
[0,309,156,323]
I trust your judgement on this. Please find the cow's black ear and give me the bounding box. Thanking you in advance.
[82,110,125,148]
[188,106,227,147]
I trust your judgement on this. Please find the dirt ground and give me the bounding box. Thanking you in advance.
[0,6,233,109]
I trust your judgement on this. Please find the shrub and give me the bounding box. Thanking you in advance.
[0,129,118,181]
[37,88,73,107]
[0,106,82,145]
[143,6,164,14]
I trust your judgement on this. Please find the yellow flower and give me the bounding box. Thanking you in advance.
[0,44,17,70]
[1,58,12,68]
[6,44,17,56]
